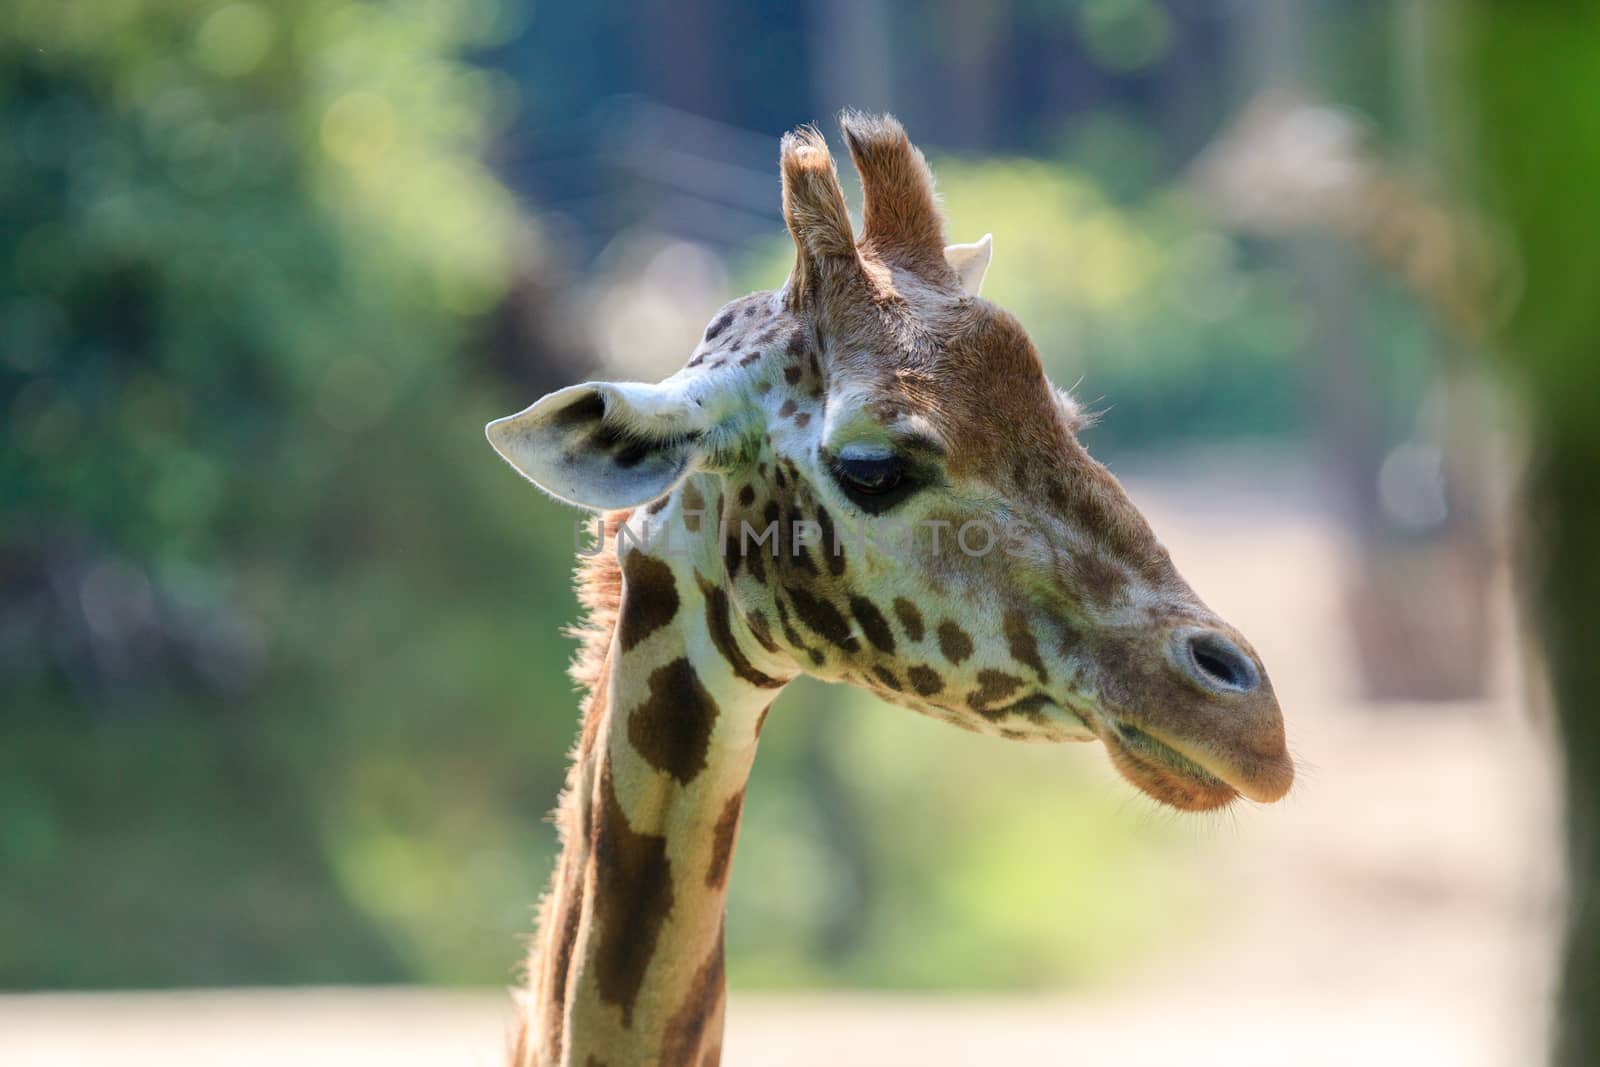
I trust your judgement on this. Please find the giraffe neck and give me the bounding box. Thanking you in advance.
[518,478,795,1067]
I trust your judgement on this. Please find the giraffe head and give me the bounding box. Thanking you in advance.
[489,113,1292,812]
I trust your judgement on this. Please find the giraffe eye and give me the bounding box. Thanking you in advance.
[835,455,904,495]
[829,453,923,514]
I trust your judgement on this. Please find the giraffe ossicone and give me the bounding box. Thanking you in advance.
[489,111,1293,1066]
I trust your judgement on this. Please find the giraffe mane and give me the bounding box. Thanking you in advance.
[512,509,632,1064]
[565,509,629,697]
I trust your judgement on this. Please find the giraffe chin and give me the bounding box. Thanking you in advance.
[1099,722,1241,813]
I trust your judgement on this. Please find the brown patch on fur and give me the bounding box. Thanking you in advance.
[787,515,819,576]
[745,609,780,654]
[704,310,735,342]
[1003,610,1049,683]
[627,657,721,785]
[850,596,896,653]
[893,598,925,642]
[721,530,742,579]
[618,552,679,653]
[871,665,904,691]
[701,579,786,689]
[815,505,846,576]
[681,481,706,532]
[968,670,1025,718]
[937,620,974,664]
[784,585,859,652]
[705,792,745,889]
[661,927,726,1067]
[591,766,674,1028]
[907,664,944,696]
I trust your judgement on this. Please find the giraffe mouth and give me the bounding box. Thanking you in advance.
[1101,722,1239,812]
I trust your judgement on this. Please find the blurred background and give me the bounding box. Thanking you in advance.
[3,1,1589,1064]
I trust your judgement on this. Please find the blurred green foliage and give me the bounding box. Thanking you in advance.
[0,0,578,986]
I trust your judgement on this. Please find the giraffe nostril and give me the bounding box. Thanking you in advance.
[1182,631,1260,694]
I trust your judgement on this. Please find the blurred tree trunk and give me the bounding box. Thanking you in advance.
[1232,0,1495,700]
[1447,5,1600,1062]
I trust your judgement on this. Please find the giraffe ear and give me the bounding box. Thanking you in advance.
[485,381,704,510]
[944,234,992,295]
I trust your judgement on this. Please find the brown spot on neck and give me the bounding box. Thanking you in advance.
[705,791,745,890]
[700,578,787,690]
[627,658,721,785]
[681,481,707,533]
[660,926,726,1066]
[619,554,680,653]
[744,609,781,654]
[591,767,675,1028]
[537,854,583,1059]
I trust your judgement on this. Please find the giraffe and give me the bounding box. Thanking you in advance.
[486,112,1294,1066]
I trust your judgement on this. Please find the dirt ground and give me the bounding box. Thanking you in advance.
[0,465,1563,1066]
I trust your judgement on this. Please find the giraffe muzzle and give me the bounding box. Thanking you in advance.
[1081,623,1293,810]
